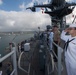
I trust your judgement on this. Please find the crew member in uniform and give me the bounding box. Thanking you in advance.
[61,23,76,75]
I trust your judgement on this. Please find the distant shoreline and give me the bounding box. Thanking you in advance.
[0,31,35,35]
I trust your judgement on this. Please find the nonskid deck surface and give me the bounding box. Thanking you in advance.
[18,40,45,75]
[0,39,67,75]
[52,53,67,75]
[0,40,45,75]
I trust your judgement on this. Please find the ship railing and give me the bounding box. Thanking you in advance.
[39,35,54,75]
[18,41,36,75]
[45,47,54,75]
[18,51,31,75]
[42,34,63,75]
[0,42,18,75]
[52,41,63,75]
[44,41,63,75]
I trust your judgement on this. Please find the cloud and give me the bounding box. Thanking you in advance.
[0,0,3,5]
[66,0,71,2]
[19,2,25,11]
[0,0,51,32]
[6,19,15,27]
[0,0,76,32]
[0,10,51,32]
[66,0,76,2]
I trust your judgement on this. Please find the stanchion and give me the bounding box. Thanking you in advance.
[0,54,2,67]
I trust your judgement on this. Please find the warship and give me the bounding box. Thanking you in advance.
[0,0,76,75]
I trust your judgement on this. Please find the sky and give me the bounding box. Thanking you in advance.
[0,0,76,32]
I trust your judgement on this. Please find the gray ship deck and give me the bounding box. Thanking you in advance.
[0,39,67,75]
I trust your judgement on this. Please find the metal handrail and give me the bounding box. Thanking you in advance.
[0,51,14,62]
[43,34,63,75]
[52,41,63,75]
[0,43,17,75]
[47,52,54,75]
[18,51,31,75]
[42,35,55,75]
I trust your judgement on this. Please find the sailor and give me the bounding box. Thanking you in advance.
[61,23,76,75]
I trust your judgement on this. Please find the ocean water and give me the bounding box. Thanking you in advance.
[0,33,34,56]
